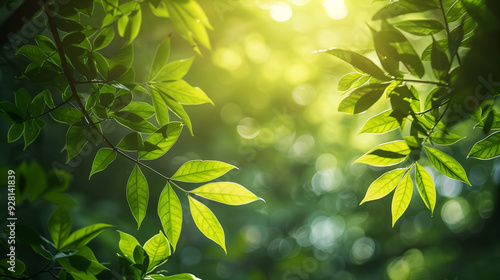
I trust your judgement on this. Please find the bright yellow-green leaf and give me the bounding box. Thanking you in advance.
[139,122,183,160]
[391,172,413,227]
[338,84,388,115]
[143,231,171,273]
[190,182,262,205]
[60,224,114,250]
[171,160,236,183]
[355,140,411,167]
[338,73,370,91]
[188,196,226,253]
[415,163,436,215]
[118,231,141,261]
[89,148,117,179]
[360,168,407,204]
[424,146,470,185]
[468,131,500,160]
[429,131,465,145]
[48,207,72,249]
[150,37,171,81]
[153,80,213,106]
[153,57,194,82]
[359,110,400,134]
[158,182,182,251]
[127,165,149,228]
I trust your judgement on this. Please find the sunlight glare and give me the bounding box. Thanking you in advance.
[270,2,293,22]
[291,0,310,6]
[323,0,348,20]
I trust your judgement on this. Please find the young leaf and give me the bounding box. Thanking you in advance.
[117,132,144,151]
[158,182,182,252]
[429,131,465,145]
[338,84,388,115]
[318,48,389,81]
[424,146,471,185]
[431,36,450,82]
[393,20,445,36]
[143,231,171,273]
[8,122,24,143]
[60,224,114,250]
[113,111,157,133]
[118,231,141,262]
[359,110,400,134]
[49,207,73,249]
[338,73,370,91]
[468,131,500,160]
[89,148,117,179]
[127,165,149,229]
[355,140,411,167]
[415,163,436,215]
[171,160,237,183]
[360,168,406,204]
[188,196,226,253]
[150,37,171,80]
[391,172,413,227]
[139,122,183,160]
[190,182,261,205]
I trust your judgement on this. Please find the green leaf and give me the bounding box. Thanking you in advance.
[150,37,171,81]
[118,5,142,44]
[359,110,400,134]
[152,57,194,82]
[49,207,73,249]
[23,119,44,150]
[429,131,465,145]
[110,91,133,112]
[149,87,193,134]
[424,146,470,185]
[373,0,439,20]
[93,27,115,50]
[0,101,24,122]
[57,246,108,277]
[447,0,466,22]
[127,165,149,229]
[190,182,261,205]
[113,111,157,133]
[391,172,413,227]
[118,231,141,262]
[60,224,114,250]
[122,101,155,119]
[188,196,226,253]
[50,107,84,125]
[171,160,237,183]
[108,44,134,81]
[158,182,182,252]
[431,36,450,82]
[319,48,389,81]
[35,35,56,53]
[415,163,436,215]
[16,44,46,60]
[89,148,117,179]
[152,81,213,105]
[8,122,24,143]
[15,88,31,115]
[143,231,171,273]
[338,73,370,91]
[117,132,144,151]
[151,89,170,126]
[133,244,150,270]
[360,168,406,204]
[422,40,448,61]
[63,123,91,162]
[31,93,46,116]
[468,131,500,160]
[448,17,465,60]
[393,20,445,36]
[41,90,55,108]
[355,140,411,167]
[139,122,183,160]
[338,84,388,114]
[148,274,201,280]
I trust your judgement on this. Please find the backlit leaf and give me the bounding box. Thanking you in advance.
[338,84,388,114]
[122,101,155,119]
[152,81,213,105]
[60,224,114,250]
[424,146,470,185]
[171,160,236,183]
[190,182,261,205]
[108,44,134,81]
[415,163,436,215]
[50,107,84,125]
[355,140,411,166]
[431,36,450,82]
[24,119,44,150]
[148,273,201,280]
[150,37,171,81]
[359,110,400,134]
[188,196,226,253]
[117,132,144,151]
[89,148,117,179]
[127,165,149,229]
[113,111,157,133]
[8,122,24,143]
[338,73,370,91]
[153,57,194,82]
[49,207,73,249]
[373,0,438,20]
[360,168,406,204]
[143,231,171,273]
[139,122,183,160]
[429,131,465,145]
[391,172,413,227]
[468,131,500,160]
[118,231,141,261]
[393,20,445,36]
[158,182,182,252]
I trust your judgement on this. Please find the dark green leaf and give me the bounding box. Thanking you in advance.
[113,111,157,133]
[447,0,466,22]
[139,122,183,160]
[373,0,439,20]
[338,84,388,114]
[15,88,31,115]
[31,93,46,116]
[16,45,46,60]
[35,35,56,53]
[23,119,44,150]
[448,18,465,61]
[108,44,134,81]
[60,224,114,250]
[8,123,24,143]
[49,207,73,249]
[0,101,24,122]
[148,273,201,280]
[50,107,84,125]
[93,27,115,50]
[393,20,445,36]
[117,132,144,151]
[127,165,149,229]
[110,91,133,112]
[431,36,450,82]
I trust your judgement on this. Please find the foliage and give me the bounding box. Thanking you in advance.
[0,0,262,279]
[322,0,498,226]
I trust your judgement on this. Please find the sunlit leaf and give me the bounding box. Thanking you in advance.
[355,140,411,166]
[113,111,157,133]
[139,122,183,160]
[57,246,108,277]
[338,84,388,114]
[429,131,465,145]
[118,231,141,262]
[468,131,500,160]
[89,148,117,179]
[415,163,436,215]
[127,165,149,229]
[60,224,114,250]
[447,0,466,22]
[122,101,155,119]
[117,132,144,151]
[171,160,236,183]
[338,73,370,91]
[143,231,171,273]
[108,44,134,81]
[190,182,261,205]
[158,182,182,251]
[150,87,193,134]
[147,273,201,280]
[188,196,226,253]
[93,27,115,50]
[152,81,213,106]
[49,207,73,249]
[360,168,406,204]
[153,57,194,82]
[424,146,470,185]
[393,20,445,36]
[359,110,400,134]
[373,0,438,20]
[150,37,171,81]
[319,48,389,81]
[391,172,413,227]
[431,36,450,82]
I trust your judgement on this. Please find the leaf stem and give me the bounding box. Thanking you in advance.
[170,180,188,194]
[393,78,448,87]
[45,4,170,182]
[24,97,73,122]
[439,0,462,66]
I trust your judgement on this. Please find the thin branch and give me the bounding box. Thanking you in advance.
[439,0,463,66]
[24,97,73,122]
[394,77,448,87]
[416,99,450,115]
[44,4,170,181]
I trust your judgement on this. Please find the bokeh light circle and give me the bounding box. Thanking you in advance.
[270,2,293,22]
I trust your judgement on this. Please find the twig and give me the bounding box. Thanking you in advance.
[439,0,463,66]
[394,77,448,87]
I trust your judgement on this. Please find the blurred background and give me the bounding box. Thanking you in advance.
[1,0,500,279]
